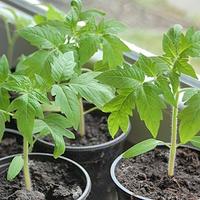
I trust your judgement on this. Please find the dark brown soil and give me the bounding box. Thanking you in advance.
[45,113,114,146]
[67,114,113,146]
[116,147,200,200]
[0,159,83,200]
[0,135,23,158]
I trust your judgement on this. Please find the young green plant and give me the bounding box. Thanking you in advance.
[0,7,32,65]
[0,55,75,190]
[17,0,129,137]
[97,25,200,177]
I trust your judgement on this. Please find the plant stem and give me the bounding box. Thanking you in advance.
[168,90,179,177]
[3,19,12,45]
[23,138,32,191]
[79,98,85,137]
[84,106,98,115]
[3,19,17,65]
[7,35,17,66]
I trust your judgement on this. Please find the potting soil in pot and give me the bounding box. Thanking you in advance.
[116,147,200,200]
[0,159,83,200]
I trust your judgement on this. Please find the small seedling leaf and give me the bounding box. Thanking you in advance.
[7,155,24,181]
[123,139,164,159]
[0,55,10,83]
[190,136,200,149]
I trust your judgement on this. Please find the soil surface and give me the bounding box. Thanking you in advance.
[67,113,113,146]
[0,135,23,158]
[45,113,115,146]
[0,159,83,200]
[116,147,200,200]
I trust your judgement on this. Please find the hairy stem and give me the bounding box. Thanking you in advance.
[84,106,98,115]
[79,98,85,137]
[168,90,179,177]
[23,138,32,191]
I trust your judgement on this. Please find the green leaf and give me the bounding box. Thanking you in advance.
[71,0,82,11]
[33,119,49,134]
[97,64,145,89]
[174,57,197,78]
[9,94,43,144]
[136,55,169,77]
[16,50,53,87]
[3,75,32,93]
[51,85,80,129]
[161,25,200,79]
[156,76,175,106]
[0,55,10,83]
[99,19,126,34]
[123,139,164,158]
[34,5,65,24]
[80,9,105,20]
[162,24,183,57]
[190,136,200,149]
[0,89,10,140]
[51,52,76,82]
[7,155,24,181]
[18,25,65,49]
[33,114,75,158]
[182,88,199,102]
[44,113,72,129]
[94,60,109,72]
[0,88,10,115]
[0,114,6,142]
[105,91,135,137]
[34,15,46,24]
[46,5,65,21]
[136,83,166,138]
[70,72,114,108]
[183,28,200,57]
[179,92,200,144]
[79,34,99,65]
[169,71,180,93]
[102,34,129,68]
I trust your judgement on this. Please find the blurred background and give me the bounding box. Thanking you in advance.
[34,0,200,73]
[1,0,200,73]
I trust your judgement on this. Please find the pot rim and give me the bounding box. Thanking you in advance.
[37,124,131,151]
[0,152,91,200]
[110,155,151,200]
[5,128,20,135]
[110,145,200,200]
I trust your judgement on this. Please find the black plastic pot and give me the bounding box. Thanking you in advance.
[36,129,129,200]
[110,145,200,200]
[0,128,23,158]
[5,118,17,130]
[3,128,21,142]
[0,153,91,200]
